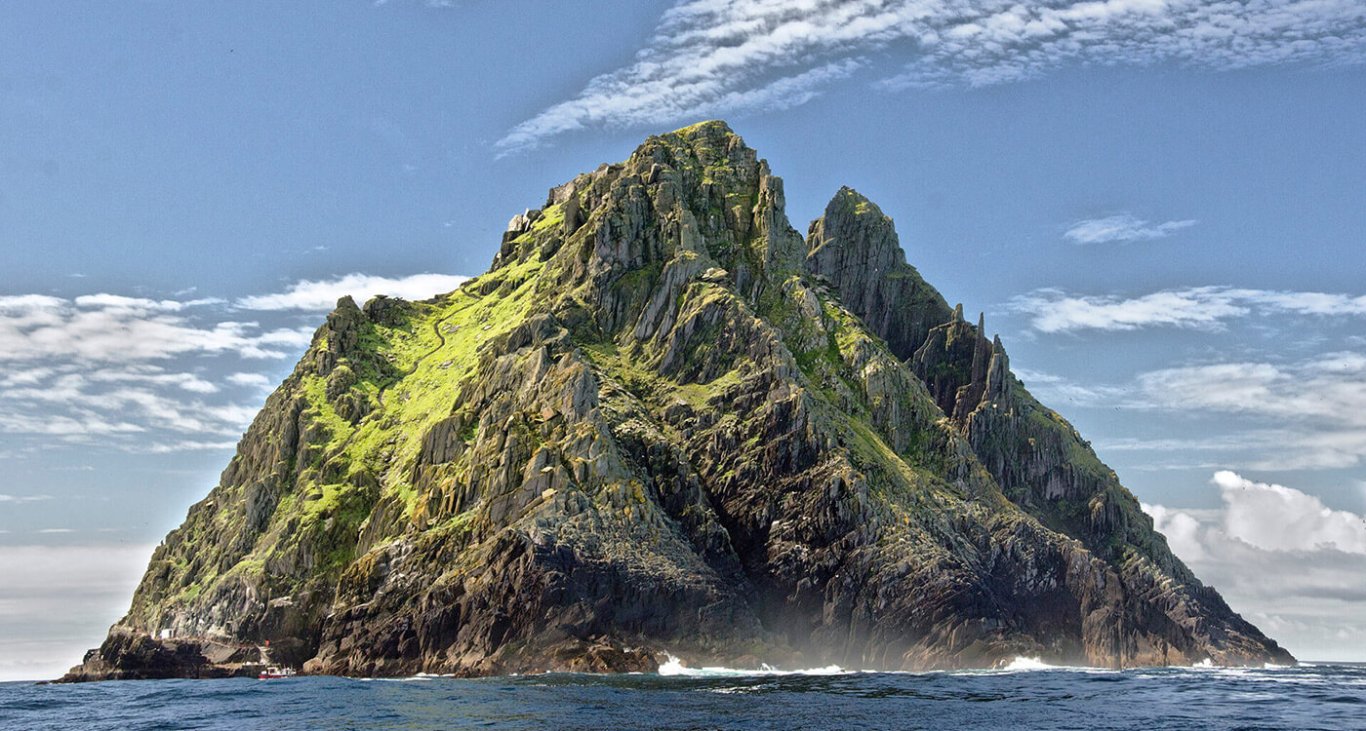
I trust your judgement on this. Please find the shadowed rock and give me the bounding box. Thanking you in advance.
[63,121,1290,682]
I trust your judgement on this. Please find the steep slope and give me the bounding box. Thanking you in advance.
[65,122,1290,681]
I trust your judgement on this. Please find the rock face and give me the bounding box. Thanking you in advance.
[65,121,1291,681]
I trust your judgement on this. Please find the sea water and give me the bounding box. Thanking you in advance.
[2,660,1363,730]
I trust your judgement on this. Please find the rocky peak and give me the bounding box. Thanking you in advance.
[65,120,1292,684]
[910,309,999,421]
[806,187,954,360]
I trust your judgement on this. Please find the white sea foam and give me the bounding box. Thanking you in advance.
[657,654,846,677]
[998,656,1058,672]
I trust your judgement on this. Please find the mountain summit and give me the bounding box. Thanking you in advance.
[65,121,1290,680]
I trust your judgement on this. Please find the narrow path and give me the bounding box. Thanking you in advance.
[376,313,453,410]
[328,311,457,460]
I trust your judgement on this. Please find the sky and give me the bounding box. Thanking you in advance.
[1,0,1364,680]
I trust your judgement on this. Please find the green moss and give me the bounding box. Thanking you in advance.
[531,203,564,233]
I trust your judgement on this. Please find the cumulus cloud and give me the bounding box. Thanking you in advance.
[237,272,469,311]
[1140,501,1209,560]
[1209,470,1366,554]
[1010,286,1366,333]
[498,0,1366,150]
[1064,214,1196,244]
[1143,472,1366,659]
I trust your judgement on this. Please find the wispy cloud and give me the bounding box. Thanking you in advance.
[226,372,271,388]
[498,0,1366,151]
[1011,366,1128,404]
[1010,286,1366,333]
[1026,351,1366,471]
[1010,286,1249,333]
[0,367,260,440]
[1064,214,1196,244]
[237,272,468,311]
[1137,355,1366,429]
[882,0,1366,90]
[1134,354,1366,470]
[0,494,54,504]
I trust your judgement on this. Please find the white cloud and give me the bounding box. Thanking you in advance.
[1010,286,1249,333]
[0,294,310,362]
[86,366,219,394]
[1012,366,1128,404]
[0,371,258,438]
[227,372,271,388]
[1138,357,1366,431]
[1142,472,1366,660]
[1141,501,1207,560]
[1010,286,1366,333]
[237,272,469,311]
[1064,214,1196,244]
[1016,351,1366,471]
[1211,470,1366,554]
[133,439,240,454]
[498,0,1366,150]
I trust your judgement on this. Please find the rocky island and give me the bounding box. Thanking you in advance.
[63,121,1291,681]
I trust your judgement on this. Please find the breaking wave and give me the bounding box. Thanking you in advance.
[657,655,847,677]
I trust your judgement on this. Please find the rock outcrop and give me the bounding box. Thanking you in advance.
[64,121,1290,681]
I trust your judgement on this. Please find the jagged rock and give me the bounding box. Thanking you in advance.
[64,121,1290,683]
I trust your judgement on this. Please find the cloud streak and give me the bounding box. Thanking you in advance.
[498,0,1366,150]
[1010,285,1366,333]
[1015,350,1366,471]
[1064,214,1196,244]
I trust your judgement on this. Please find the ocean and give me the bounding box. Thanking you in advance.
[3,659,1363,730]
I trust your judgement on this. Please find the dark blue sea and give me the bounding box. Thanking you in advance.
[3,661,1364,730]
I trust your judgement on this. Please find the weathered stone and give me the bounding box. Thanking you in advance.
[64,120,1290,684]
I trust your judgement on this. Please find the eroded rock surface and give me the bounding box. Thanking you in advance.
[64,121,1290,682]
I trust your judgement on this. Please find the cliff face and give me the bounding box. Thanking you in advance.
[64,122,1290,681]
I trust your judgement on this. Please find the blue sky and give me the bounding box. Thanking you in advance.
[2,1,1365,679]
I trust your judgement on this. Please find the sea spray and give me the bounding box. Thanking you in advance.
[658,654,846,677]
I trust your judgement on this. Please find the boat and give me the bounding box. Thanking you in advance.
[258,666,297,679]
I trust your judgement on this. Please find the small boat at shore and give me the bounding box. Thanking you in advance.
[258,666,297,680]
